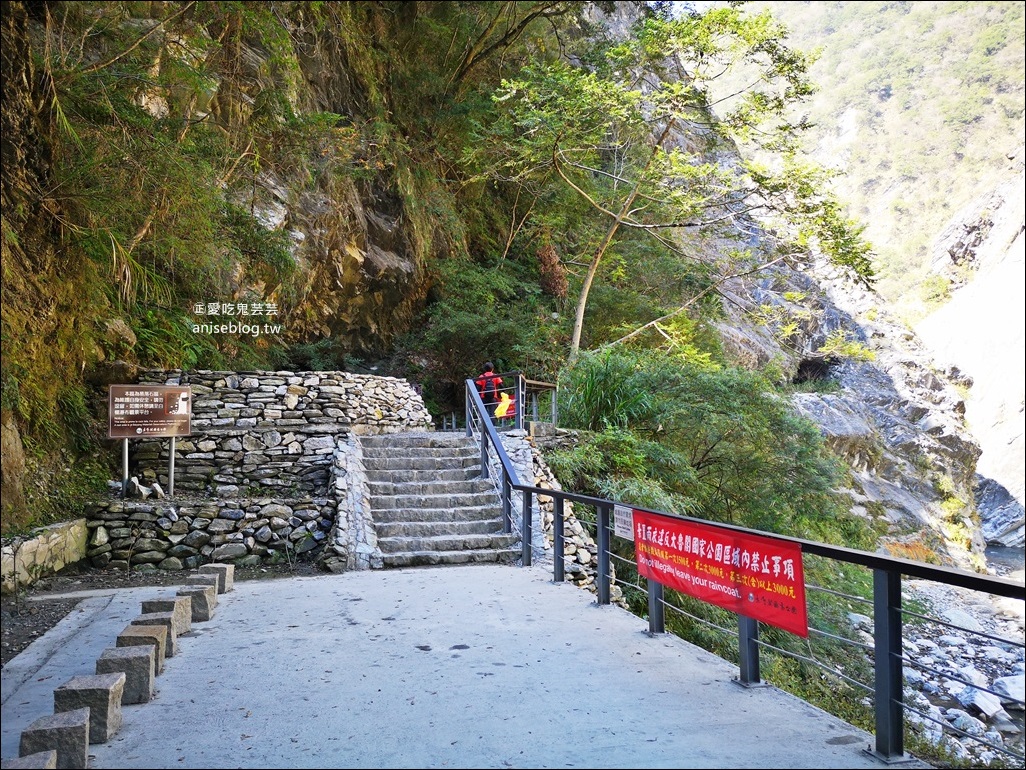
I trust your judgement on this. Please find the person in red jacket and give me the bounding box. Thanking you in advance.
[475,362,503,416]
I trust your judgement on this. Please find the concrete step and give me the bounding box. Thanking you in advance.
[360,433,476,450]
[372,505,501,524]
[361,431,516,570]
[371,491,499,510]
[375,518,506,538]
[380,547,520,568]
[362,456,479,472]
[362,445,479,460]
[377,533,518,555]
[364,467,481,484]
[366,478,494,497]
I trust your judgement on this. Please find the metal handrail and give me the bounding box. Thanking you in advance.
[467,371,558,432]
[522,377,558,426]
[465,379,523,538]
[461,386,1024,764]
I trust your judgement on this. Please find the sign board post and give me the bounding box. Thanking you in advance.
[109,385,192,497]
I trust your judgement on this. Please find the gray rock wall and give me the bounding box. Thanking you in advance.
[83,369,432,572]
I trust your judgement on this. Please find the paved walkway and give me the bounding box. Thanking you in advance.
[1,563,932,769]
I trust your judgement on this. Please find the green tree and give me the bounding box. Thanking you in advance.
[471,6,875,360]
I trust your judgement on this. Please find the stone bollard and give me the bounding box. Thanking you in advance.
[141,596,192,636]
[96,646,155,704]
[185,573,220,594]
[1,751,57,769]
[130,611,178,656]
[53,673,125,744]
[116,624,167,674]
[19,708,89,770]
[198,563,234,593]
[177,585,217,622]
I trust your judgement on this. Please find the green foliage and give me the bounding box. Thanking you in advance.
[397,254,566,411]
[741,1,1025,315]
[133,308,222,370]
[919,274,951,307]
[557,352,656,432]
[281,338,349,372]
[469,5,876,358]
[219,204,298,291]
[552,349,856,542]
[816,329,876,362]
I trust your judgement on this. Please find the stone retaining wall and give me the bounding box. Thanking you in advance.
[1,520,89,593]
[84,369,431,574]
[134,426,343,497]
[1,373,578,587]
[132,369,432,495]
[83,497,336,571]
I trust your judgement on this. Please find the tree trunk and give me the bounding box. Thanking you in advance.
[567,120,675,360]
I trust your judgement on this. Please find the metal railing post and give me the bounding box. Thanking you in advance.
[597,504,611,605]
[553,496,565,583]
[647,578,664,634]
[521,488,533,566]
[516,373,524,431]
[871,568,905,762]
[122,438,129,498]
[737,615,761,686]
[480,433,489,480]
[168,437,175,497]
[465,385,472,438]
[501,471,512,534]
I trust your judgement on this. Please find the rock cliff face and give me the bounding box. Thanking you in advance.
[713,256,986,569]
[197,20,434,353]
[709,146,1024,565]
[915,149,1025,549]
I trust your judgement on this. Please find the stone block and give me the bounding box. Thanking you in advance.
[141,596,192,635]
[96,646,154,704]
[130,611,178,656]
[116,624,167,673]
[53,672,125,744]
[198,562,234,593]
[185,573,220,593]
[19,708,89,770]
[1,751,57,769]
[177,585,217,621]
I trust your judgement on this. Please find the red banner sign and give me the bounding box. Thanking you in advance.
[633,510,808,637]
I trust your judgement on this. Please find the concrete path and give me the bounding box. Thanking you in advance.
[1,564,933,769]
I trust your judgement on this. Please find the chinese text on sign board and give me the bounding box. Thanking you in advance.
[632,509,808,637]
[108,385,192,439]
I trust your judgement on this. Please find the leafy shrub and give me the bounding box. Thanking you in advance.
[553,348,857,543]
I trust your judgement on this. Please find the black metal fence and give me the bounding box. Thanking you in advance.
[439,372,557,433]
[464,378,1025,765]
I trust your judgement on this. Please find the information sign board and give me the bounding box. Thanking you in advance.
[633,509,808,637]
[613,504,635,541]
[109,385,192,438]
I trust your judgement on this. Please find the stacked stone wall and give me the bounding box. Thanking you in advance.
[84,497,335,570]
[134,427,342,496]
[79,369,432,573]
[131,370,431,495]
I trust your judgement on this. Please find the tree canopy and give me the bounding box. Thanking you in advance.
[468,6,876,359]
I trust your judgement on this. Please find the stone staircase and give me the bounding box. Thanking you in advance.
[360,432,520,567]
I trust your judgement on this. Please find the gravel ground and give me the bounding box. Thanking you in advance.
[1,560,324,669]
